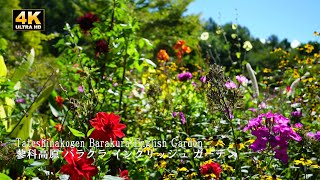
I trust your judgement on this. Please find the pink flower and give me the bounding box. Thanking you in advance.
[78,86,84,93]
[236,75,248,84]
[200,76,206,83]
[258,102,267,109]
[225,81,236,89]
[294,123,303,129]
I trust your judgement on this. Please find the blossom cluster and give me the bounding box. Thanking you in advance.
[244,112,302,163]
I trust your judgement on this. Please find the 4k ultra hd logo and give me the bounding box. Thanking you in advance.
[13,9,45,31]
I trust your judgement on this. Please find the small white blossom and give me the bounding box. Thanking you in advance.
[200,32,209,40]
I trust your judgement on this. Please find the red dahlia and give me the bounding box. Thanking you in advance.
[76,12,99,31]
[119,169,130,180]
[55,96,64,108]
[60,148,98,180]
[90,112,126,142]
[200,162,222,179]
[95,39,108,57]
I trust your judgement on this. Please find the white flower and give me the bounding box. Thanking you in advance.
[200,32,209,40]
[243,41,253,51]
[290,40,301,48]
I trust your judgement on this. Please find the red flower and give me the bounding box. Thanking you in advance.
[200,162,222,179]
[54,123,63,132]
[90,112,126,142]
[77,12,99,31]
[119,169,130,180]
[95,39,108,57]
[55,96,64,108]
[60,148,98,180]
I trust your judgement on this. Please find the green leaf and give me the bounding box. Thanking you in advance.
[9,84,55,139]
[68,126,85,137]
[8,116,34,140]
[87,128,95,137]
[0,55,7,78]
[140,58,156,68]
[11,48,35,85]
[236,52,241,59]
[0,173,12,180]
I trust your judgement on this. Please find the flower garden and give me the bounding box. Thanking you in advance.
[0,0,319,179]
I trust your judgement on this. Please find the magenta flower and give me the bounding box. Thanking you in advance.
[178,72,192,81]
[236,75,248,84]
[15,98,25,103]
[244,112,301,164]
[225,81,237,89]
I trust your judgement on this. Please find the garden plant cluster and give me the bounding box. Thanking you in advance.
[0,0,319,180]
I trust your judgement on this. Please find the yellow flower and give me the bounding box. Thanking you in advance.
[311,164,320,169]
[263,68,272,73]
[261,175,282,180]
[304,44,314,53]
[222,164,235,172]
[228,143,245,150]
[211,139,225,148]
[305,57,314,64]
[245,139,255,145]
[293,69,300,78]
[177,167,188,172]
[186,172,198,179]
[156,160,167,169]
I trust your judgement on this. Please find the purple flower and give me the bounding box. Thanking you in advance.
[291,110,302,117]
[250,138,268,152]
[200,76,206,83]
[172,112,178,118]
[294,123,303,129]
[179,112,186,124]
[178,72,192,81]
[307,131,320,140]
[113,83,118,87]
[78,86,84,93]
[15,98,25,103]
[191,82,197,87]
[306,132,315,138]
[274,148,289,164]
[225,81,237,89]
[236,75,248,84]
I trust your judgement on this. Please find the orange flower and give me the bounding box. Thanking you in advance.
[55,96,64,108]
[173,40,191,63]
[54,124,63,132]
[173,40,186,50]
[157,49,170,61]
